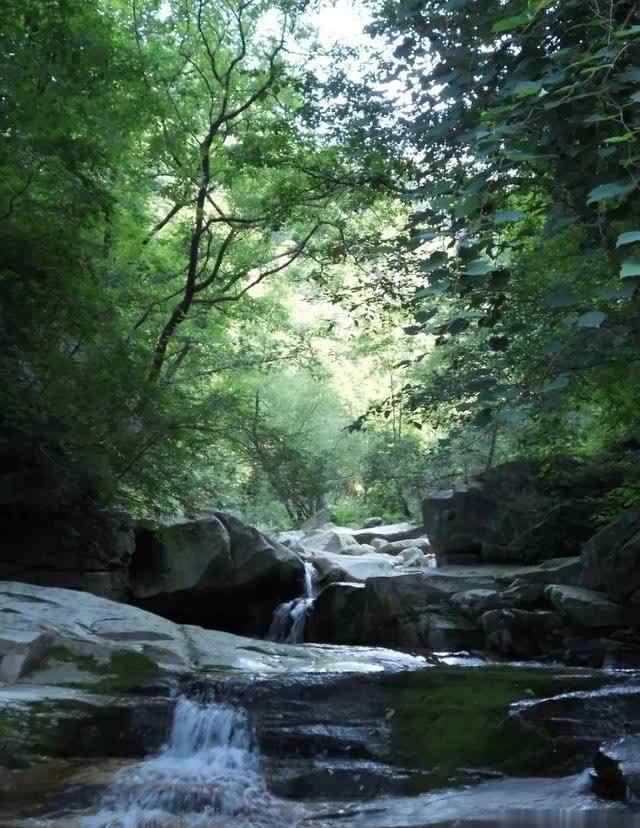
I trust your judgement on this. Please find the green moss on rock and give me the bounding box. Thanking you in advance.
[384,666,611,787]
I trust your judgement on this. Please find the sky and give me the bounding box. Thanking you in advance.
[309,0,372,48]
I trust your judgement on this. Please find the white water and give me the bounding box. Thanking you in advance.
[268,561,316,644]
[83,697,300,828]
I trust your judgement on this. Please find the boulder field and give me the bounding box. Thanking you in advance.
[1,454,640,665]
[301,470,640,667]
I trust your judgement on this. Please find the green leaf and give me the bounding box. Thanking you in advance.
[615,26,640,39]
[604,133,635,144]
[587,181,636,204]
[464,258,495,277]
[493,14,530,33]
[621,258,640,279]
[493,210,525,224]
[577,310,606,329]
[512,80,543,98]
[616,231,640,248]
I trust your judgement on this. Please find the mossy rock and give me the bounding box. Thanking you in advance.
[382,665,612,788]
[37,646,160,693]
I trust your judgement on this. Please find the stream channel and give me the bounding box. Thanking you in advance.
[4,650,640,827]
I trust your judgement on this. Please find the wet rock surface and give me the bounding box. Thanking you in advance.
[3,662,640,827]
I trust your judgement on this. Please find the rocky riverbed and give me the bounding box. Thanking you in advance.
[2,582,640,826]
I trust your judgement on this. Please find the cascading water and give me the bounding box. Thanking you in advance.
[267,560,316,644]
[83,696,300,828]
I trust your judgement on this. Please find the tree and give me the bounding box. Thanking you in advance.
[333,0,640,466]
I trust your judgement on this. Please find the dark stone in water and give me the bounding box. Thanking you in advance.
[590,748,628,801]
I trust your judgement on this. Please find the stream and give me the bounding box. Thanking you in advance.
[6,657,640,828]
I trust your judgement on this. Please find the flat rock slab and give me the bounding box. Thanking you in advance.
[351,522,424,545]
[545,584,625,629]
[0,582,426,685]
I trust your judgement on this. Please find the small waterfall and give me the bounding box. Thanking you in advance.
[268,561,316,644]
[84,696,298,828]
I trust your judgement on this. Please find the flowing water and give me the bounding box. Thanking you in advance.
[82,696,301,828]
[267,561,316,643]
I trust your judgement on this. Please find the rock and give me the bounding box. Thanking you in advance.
[340,543,376,556]
[422,460,602,566]
[306,574,481,650]
[506,501,594,563]
[304,582,368,644]
[299,509,335,530]
[377,537,431,555]
[313,551,398,583]
[450,589,502,619]
[276,530,307,547]
[362,517,384,528]
[503,556,583,587]
[481,609,565,658]
[581,510,640,602]
[0,631,58,684]
[132,516,232,598]
[131,514,304,636]
[451,581,546,620]
[545,584,625,628]
[590,749,628,801]
[351,522,424,546]
[397,547,426,568]
[0,581,426,682]
[0,507,134,601]
[303,530,358,554]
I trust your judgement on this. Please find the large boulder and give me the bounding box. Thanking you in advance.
[481,609,566,658]
[131,513,304,636]
[545,584,626,629]
[306,573,482,650]
[422,460,602,566]
[0,581,426,683]
[581,510,640,603]
[0,506,134,601]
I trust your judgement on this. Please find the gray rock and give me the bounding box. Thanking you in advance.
[0,631,58,684]
[451,581,546,620]
[377,537,431,556]
[545,584,625,628]
[306,577,479,650]
[422,460,600,566]
[523,556,583,586]
[300,509,335,530]
[0,508,134,601]
[581,510,640,602]
[397,547,426,568]
[131,513,305,637]
[351,522,424,546]
[450,589,502,619]
[313,551,398,583]
[304,530,358,554]
[362,517,384,528]
[481,609,565,657]
[340,543,376,556]
[0,581,426,682]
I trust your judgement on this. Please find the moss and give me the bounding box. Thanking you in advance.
[43,646,159,692]
[384,665,611,788]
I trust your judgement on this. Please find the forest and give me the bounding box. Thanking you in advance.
[2,0,640,530]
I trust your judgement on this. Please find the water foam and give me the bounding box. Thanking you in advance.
[83,696,299,828]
